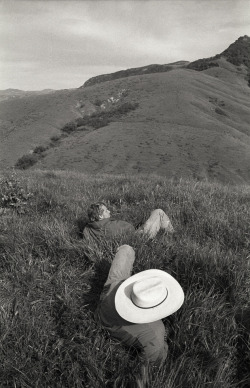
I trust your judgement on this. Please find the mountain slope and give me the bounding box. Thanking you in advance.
[34,68,250,183]
[0,37,250,183]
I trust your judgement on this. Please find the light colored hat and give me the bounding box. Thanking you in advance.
[115,269,184,324]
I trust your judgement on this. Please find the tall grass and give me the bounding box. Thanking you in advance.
[0,170,249,387]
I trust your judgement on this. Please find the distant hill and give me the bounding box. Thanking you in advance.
[82,61,189,88]
[0,36,250,184]
[0,88,55,102]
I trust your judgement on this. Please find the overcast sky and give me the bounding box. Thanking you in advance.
[1,0,250,91]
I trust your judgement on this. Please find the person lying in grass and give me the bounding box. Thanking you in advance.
[96,244,184,383]
[82,202,174,244]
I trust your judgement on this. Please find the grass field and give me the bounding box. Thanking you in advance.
[0,170,249,387]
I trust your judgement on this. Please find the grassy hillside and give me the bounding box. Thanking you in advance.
[0,170,249,387]
[32,68,250,183]
[1,65,249,183]
[0,88,81,167]
[0,38,250,183]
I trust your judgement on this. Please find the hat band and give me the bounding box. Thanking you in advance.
[131,293,168,309]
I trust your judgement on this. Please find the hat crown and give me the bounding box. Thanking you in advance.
[131,276,168,309]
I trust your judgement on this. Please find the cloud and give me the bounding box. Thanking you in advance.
[1,0,250,90]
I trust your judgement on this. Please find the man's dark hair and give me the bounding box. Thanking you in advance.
[87,202,106,222]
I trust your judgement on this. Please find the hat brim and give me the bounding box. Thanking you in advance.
[115,269,184,324]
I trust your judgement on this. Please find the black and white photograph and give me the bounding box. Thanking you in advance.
[0,1,250,387]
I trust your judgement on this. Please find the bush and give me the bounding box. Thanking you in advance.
[61,121,77,133]
[89,115,110,129]
[93,98,103,106]
[50,135,61,142]
[188,60,219,71]
[15,154,39,170]
[114,102,139,115]
[215,107,227,116]
[74,102,139,131]
[75,118,90,130]
[33,145,48,154]
[0,171,33,213]
[50,135,62,148]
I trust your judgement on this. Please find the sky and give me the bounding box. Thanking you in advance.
[1,0,250,91]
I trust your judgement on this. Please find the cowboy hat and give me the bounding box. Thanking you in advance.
[115,269,184,324]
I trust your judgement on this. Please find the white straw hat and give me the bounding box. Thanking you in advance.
[115,269,184,324]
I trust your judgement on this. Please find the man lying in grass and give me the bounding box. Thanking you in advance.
[82,202,174,244]
[96,245,184,385]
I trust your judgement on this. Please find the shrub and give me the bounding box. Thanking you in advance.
[50,135,62,148]
[33,145,48,154]
[74,102,139,130]
[93,98,103,106]
[0,171,33,213]
[188,60,219,71]
[50,135,61,142]
[76,117,85,127]
[89,115,110,129]
[75,118,90,130]
[15,154,39,170]
[114,102,139,115]
[215,107,227,116]
[61,121,77,133]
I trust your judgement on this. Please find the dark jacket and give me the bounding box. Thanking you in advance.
[83,218,135,244]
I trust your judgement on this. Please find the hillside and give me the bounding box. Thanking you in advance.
[0,88,55,103]
[0,36,250,183]
[82,61,189,88]
[0,170,249,387]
